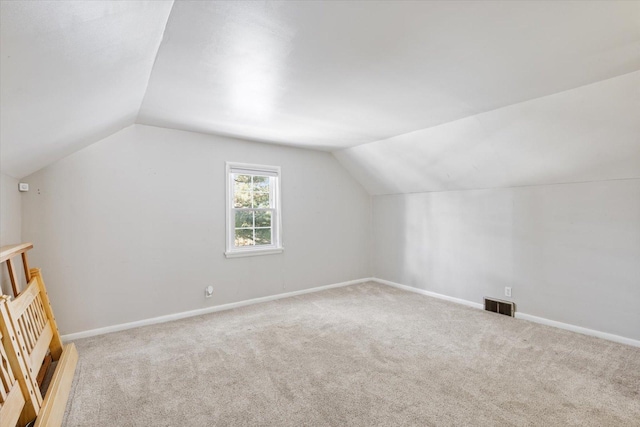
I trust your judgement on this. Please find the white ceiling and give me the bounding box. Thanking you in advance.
[0,1,173,178]
[1,0,639,178]
[335,72,640,195]
[138,0,640,149]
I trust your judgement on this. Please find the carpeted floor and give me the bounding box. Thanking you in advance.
[63,282,640,426]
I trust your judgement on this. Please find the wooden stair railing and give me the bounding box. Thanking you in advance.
[0,244,53,389]
[1,243,34,297]
[0,243,78,427]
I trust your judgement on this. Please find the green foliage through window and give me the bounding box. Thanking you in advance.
[232,174,273,247]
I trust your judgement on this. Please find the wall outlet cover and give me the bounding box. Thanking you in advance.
[205,285,214,298]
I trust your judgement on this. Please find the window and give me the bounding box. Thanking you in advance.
[225,162,282,258]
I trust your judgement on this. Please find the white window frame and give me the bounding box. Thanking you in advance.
[225,162,283,258]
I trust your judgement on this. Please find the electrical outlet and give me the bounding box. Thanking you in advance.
[205,285,214,298]
[505,287,512,297]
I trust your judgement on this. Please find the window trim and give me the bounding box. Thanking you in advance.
[225,161,283,258]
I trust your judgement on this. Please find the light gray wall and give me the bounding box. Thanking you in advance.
[21,125,371,334]
[0,172,21,245]
[0,172,22,294]
[372,180,640,341]
[336,72,640,342]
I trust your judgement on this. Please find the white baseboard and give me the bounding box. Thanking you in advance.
[63,276,640,349]
[372,277,640,348]
[62,277,374,341]
[514,312,640,348]
[373,278,484,310]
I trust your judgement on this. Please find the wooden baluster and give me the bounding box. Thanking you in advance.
[21,252,31,283]
[6,258,20,297]
[0,336,12,401]
[31,269,63,359]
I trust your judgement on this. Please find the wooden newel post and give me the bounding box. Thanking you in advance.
[30,268,63,360]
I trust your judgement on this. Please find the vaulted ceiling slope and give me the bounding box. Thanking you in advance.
[334,71,640,195]
[1,1,639,179]
[0,1,173,178]
[137,0,640,150]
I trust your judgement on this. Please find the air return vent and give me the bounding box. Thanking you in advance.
[484,297,515,317]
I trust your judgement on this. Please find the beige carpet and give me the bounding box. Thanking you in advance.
[63,282,640,426]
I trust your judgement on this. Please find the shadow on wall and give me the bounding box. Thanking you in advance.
[0,268,10,296]
[399,188,515,303]
[373,177,640,341]
[0,258,27,296]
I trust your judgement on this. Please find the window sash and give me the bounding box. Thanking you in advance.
[229,167,278,177]
[226,162,282,257]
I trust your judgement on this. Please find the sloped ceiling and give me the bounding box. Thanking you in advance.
[0,1,173,178]
[1,0,639,179]
[138,0,640,150]
[334,71,640,195]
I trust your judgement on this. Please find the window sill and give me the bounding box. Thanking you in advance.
[224,247,284,258]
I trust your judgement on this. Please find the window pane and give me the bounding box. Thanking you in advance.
[235,211,253,228]
[234,191,252,208]
[253,192,270,208]
[255,228,272,245]
[235,229,254,246]
[254,211,271,227]
[227,164,280,254]
[253,176,270,192]
[234,175,251,193]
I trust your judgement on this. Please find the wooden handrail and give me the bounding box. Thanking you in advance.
[0,243,33,264]
[1,243,34,297]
